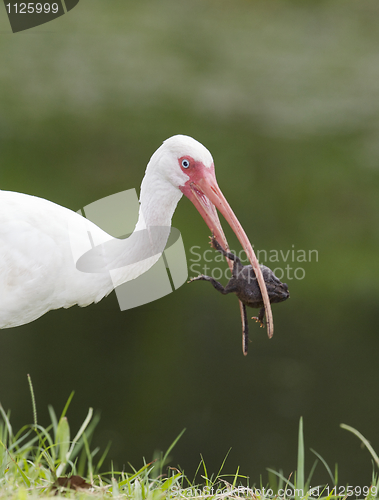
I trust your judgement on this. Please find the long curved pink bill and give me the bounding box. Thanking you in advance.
[183,170,274,345]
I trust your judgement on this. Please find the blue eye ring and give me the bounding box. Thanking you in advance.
[181,159,190,169]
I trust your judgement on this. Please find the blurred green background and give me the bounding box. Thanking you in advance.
[1,0,379,487]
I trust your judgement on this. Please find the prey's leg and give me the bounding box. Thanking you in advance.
[211,237,242,266]
[241,302,249,356]
[188,275,230,295]
[252,307,265,328]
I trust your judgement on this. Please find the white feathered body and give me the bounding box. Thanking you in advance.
[0,191,117,327]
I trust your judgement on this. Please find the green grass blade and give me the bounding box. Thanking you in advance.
[200,454,210,487]
[56,416,70,464]
[42,450,57,479]
[340,424,379,468]
[96,439,112,473]
[116,462,153,488]
[27,374,37,428]
[160,428,186,474]
[68,407,93,457]
[0,440,31,488]
[231,466,240,489]
[191,457,203,486]
[82,432,93,478]
[215,448,232,480]
[48,405,58,438]
[296,416,304,497]
[59,391,75,422]
[0,405,13,443]
[268,468,278,494]
[55,407,93,477]
[161,471,182,491]
[32,424,56,462]
[305,458,318,491]
[111,477,119,497]
[11,459,31,487]
[266,468,295,489]
[310,448,334,484]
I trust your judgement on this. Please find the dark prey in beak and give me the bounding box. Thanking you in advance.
[189,236,290,355]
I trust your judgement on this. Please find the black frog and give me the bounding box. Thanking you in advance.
[189,236,289,352]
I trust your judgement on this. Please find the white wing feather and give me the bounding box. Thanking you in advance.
[0,191,114,328]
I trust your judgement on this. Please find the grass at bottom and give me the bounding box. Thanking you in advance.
[1,384,379,500]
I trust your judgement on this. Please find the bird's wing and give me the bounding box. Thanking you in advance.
[0,191,113,328]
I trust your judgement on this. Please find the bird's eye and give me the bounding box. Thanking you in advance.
[181,159,190,169]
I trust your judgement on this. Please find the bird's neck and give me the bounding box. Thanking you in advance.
[135,169,183,231]
[110,165,183,289]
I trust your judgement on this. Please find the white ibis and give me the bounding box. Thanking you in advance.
[0,135,273,347]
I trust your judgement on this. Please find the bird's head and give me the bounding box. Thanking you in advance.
[148,134,214,190]
[152,135,253,262]
[149,135,226,243]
